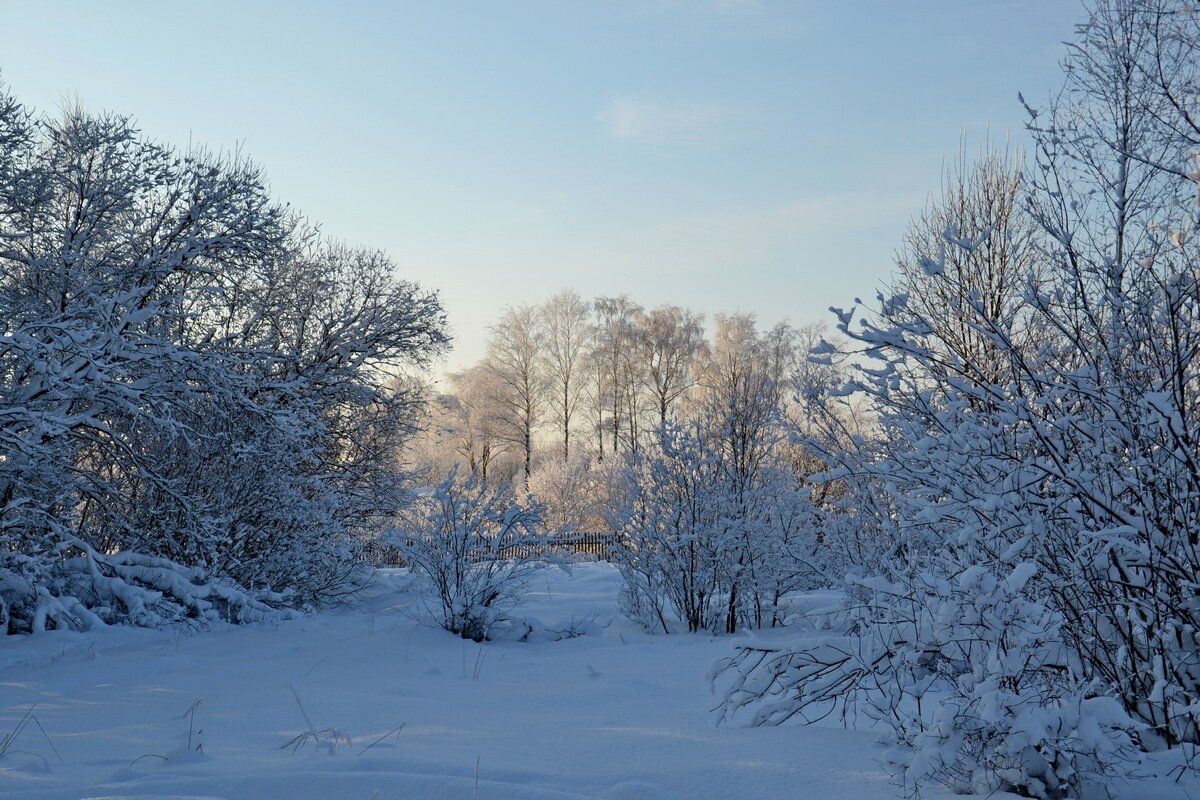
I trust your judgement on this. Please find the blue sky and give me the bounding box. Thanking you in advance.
[0,1,1082,370]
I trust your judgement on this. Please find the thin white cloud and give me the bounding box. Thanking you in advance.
[598,96,735,144]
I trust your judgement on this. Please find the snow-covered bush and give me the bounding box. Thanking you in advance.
[718,4,1200,793]
[0,85,445,633]
[610,423,726,634]
[525,453,626,536]
[609,314,829,635]
[611,419,816,635]
[717,558,1138,798]
[392,470,549,641]
[0,536,288,633]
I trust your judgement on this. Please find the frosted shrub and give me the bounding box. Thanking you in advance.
[612,421,816,634]
[717,559,1138,798]
[610,423,726,634]
[717,6,1200,794]
[525,454,626,537]
[392,470,548,641]
[878,565,1138,798]
[0,85,445,633]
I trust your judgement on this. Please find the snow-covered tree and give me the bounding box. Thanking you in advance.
[590,295,644,458]
[636,304,706,427]
[483,305,545,484]
[887,141,1043,388]
[540,289,592,462]
[441,365,516,484]
[610,422,728,634]
[612,315,818,635]
[717,2,1200,795]
[0,87,445,633]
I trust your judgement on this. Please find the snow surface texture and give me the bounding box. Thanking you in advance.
[0,564,1193,799]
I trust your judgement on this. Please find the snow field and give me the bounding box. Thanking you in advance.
[0,563,1191,800]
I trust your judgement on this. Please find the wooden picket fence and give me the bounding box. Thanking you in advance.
[358,540,407,567]
[359,531,623,568]
[502,531,623,561]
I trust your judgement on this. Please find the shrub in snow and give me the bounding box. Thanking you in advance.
[716,3,1200,790]
[611,420,816,634]
[610,423,726,634]
[526,453,627,538]
[0,84,445,632]
[717,558,1138,798]
[391,470,549,641]
[872,564,1138,799]
[0,536,287,633]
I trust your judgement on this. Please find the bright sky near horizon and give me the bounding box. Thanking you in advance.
[0,1,1081,374]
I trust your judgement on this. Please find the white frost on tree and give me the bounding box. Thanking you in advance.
[717,2,1200,796]
[0,87,446,634]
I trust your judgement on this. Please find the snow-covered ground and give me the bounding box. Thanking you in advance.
[0,563,1194,800]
